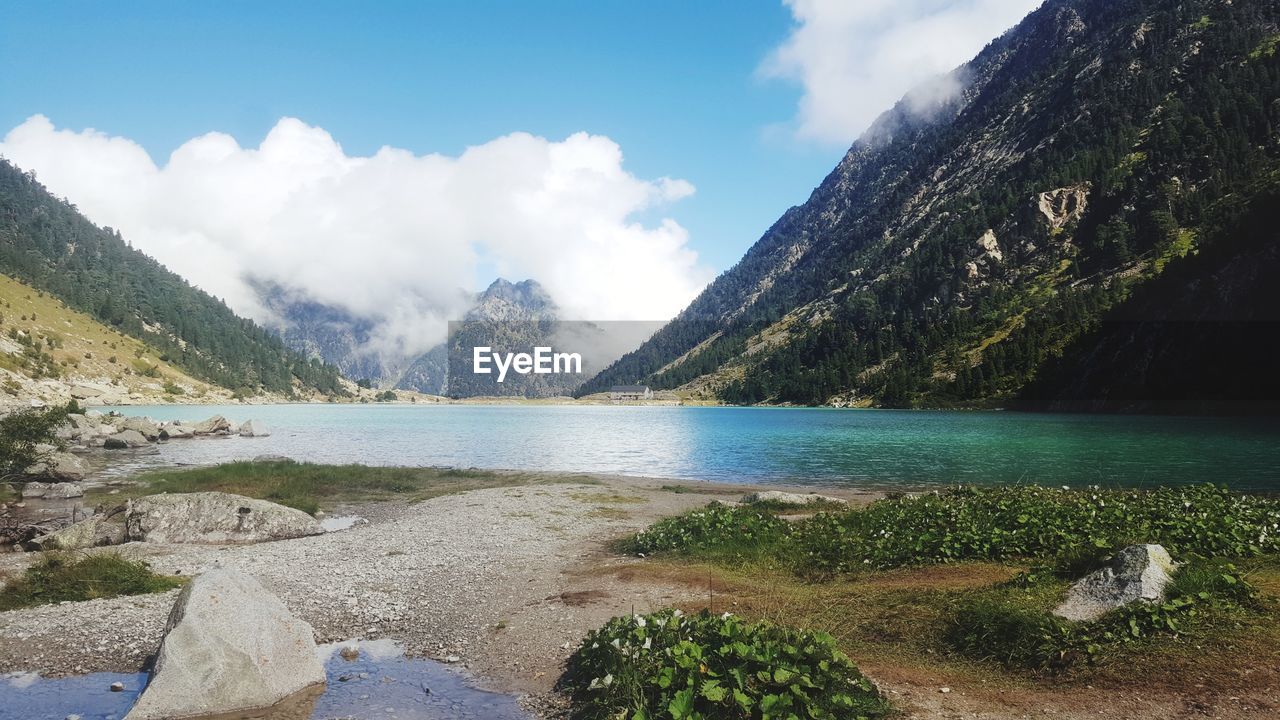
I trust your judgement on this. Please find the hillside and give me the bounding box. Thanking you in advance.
[0,272,231,407]
[0,159,347,399]
[584,0,1280,412]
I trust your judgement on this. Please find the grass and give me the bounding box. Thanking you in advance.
[97,460,597,515]
[0,552,183,610]
[615,484,1280,690]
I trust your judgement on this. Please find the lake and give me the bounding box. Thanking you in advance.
[96,404,1280,491]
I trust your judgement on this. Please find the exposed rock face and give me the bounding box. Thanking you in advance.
[238,419,270,437]
[1053,544,1178,622]
[119,417,161,441]
[1036,184,1090,230]
[741,490,847,506]
[193,415,232,435]
[159,423,193,439]
[123,568,326,720]
[125,492,323,544]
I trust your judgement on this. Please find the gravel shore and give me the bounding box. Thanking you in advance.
[0,475,851,714]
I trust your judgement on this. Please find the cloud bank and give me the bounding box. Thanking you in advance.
[0,115,708,358]
[762,0,1043,145]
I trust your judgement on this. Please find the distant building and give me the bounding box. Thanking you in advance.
[610,385,653,402]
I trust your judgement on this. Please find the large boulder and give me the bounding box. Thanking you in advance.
[125,492,323,544]
[105,429,149,449]
[1053,544,1178,622]
[45,482,85,499]
[238,419,270,437]
[24,452,91,481]
[193,415,233,436]
[123,568,326,720]
[21,482,50,499]
[70,385,104,400]
[159,423,194,439]
[28,514,126,550]
[741,490,847,506]
[119,417,161,441]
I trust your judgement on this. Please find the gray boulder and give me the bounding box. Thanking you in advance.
[1053,544,1178,622]
[25,452,91,481]
[159,423,194,439]
[119,417,161,441]
[45,482,85,499]
[106,429,149,449]
[238,419,270,437]
[21,482,50,499]
[28,514,127,550]
[741,490,847,506]
[193,415,233,435]
[123,568,326,720]
[125,492,323,544]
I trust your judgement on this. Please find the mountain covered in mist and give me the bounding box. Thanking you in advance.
[585,0,1280,413]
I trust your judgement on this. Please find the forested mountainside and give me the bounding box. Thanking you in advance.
[583,0,1280,412]
[0,159,347,398]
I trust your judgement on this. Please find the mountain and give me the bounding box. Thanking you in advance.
[584,0,1280,413]
[0,159,347,399]
[396,278,569,397]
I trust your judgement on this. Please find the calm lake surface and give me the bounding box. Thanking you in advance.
[99,405,1280,491]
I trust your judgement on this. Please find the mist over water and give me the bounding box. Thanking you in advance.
[100,405,1280,491]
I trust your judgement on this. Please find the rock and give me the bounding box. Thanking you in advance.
[21,482,50,499]
[1053,544,1178,622]
[26,452,92,481]
[45,482,85,499]
[238,419,270,437]
[1037,183,1090,230]
[253,454,292,463]
[110,681,124,692]
[103,437,128,450]
[125,492,324,544]
[70,385,104,400]
[741,490,847,506]
[28,514,126,550]
[193,415,233,435]
[106,429,149,448]
[123,568,326,720]
[119,417,161,441]
[159,423,194,439]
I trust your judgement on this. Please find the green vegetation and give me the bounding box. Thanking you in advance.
[0,403,70,479]
[108,461,594,515]
[946,558,1261,669]
[628,485,1280,575]
[585,0,1280,411]
[0,552,182,610]
[619,485,1280,684]
[563,609,889,720]
[0,159,346,397]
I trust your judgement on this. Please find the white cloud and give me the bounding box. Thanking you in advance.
[0,115,709,359]
[762,0,1043,145]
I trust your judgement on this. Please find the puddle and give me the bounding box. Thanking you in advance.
[319,515,366,532]
[0,670,144,719]
[0,640,529,720]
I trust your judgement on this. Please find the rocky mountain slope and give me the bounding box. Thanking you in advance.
[0,272,231,407]
[584,0,1280,412]
[0,160,347,399]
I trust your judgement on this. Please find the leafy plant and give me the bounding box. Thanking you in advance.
[623,503,790,561]
[562,609,890,720]
[0,403,71,479]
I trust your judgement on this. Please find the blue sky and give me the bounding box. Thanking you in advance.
[0,0,840,272]
[0,0,1040,353]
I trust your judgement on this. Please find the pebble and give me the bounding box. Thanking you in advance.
[109,681,125,692]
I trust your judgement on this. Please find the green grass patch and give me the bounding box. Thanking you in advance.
[628,485,1280,575]
[0,552,182,610]
[562,609,890,720]
[106,461,595,515]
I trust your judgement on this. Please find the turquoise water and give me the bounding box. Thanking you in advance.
[99,405,1280,490]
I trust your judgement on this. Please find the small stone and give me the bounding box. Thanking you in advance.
[110,681,125,692]
[339,646,360,661]
[445,655,461,663]
[939,687,951,694]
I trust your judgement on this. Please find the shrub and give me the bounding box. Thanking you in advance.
[0,552,182,610]
[623,503,790,560]
[0,403,71,478]
[945,559,1261,670]
[562,609,890,720]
